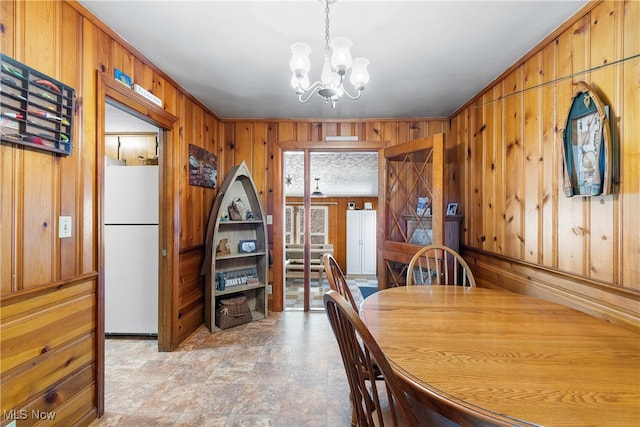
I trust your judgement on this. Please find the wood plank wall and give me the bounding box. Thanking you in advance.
[2,0,637,424]
[0,0,221,423]
[451,0,639,329]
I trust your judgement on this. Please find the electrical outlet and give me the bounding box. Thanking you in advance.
[59,216,72,238]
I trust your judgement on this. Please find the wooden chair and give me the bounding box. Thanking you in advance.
[323,253,359,312]
[406,244,476,287]
[324,290,419,427]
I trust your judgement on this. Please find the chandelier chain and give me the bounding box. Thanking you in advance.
[324,0,331,55]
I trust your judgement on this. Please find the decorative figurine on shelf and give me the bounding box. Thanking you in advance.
[246,210,254,220]
[216,238,231,255]
[228,200,242,221]
[220,213,229,222]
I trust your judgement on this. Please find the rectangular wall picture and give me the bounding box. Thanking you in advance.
[189,144,217,188]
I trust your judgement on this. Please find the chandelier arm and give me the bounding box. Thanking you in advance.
[340,86,363,100]
[297,84,324,103]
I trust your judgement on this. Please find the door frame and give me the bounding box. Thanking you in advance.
[96,73,179,414]
[272,140,388,312]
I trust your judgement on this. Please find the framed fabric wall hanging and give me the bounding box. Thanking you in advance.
[561,81,613,197]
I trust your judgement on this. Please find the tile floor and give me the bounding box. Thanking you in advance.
[91,277,379,426]
[91,311,353,427]
[285,277,377,310]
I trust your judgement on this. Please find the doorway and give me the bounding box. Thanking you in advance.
[103,102,161,336]
[279,145,384,311]
[96,74,179,416]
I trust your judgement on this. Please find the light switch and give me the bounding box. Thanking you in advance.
[266,215,273,225]
[59,216,72,238]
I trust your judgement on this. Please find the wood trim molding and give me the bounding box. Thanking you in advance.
[0,271,98,305]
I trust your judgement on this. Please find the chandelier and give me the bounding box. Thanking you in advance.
[289,0,370,108]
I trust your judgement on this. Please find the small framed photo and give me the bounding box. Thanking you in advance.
[446,203,458,216]
[238,240,258,253]
[416,197,429,215]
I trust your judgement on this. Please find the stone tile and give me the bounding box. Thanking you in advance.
[90,311,352,427]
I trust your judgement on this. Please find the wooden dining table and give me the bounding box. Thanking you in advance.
[359,285,640,427]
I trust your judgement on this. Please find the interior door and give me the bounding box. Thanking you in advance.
[377,134,447,288]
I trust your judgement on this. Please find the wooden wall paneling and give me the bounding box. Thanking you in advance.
[503,66,525,260]
[111,41,134,78]
[462,108,474,249]
[587,1,618,283]
[0,0,17,55]
[132,56,154,91]
[180,102,191,248]
[21,0,59,289]
[470,99,483,248]
[24,1,58,76]
[409,120,425,141]
[0,147,16,293]
[541,42,557,268]
[312,122,324,141]
[365,122,383,141]
[234,122,253,167]
[337,121,354,137]
[59,1,81,280]
[523,52,542,264]
[481,92,495,253]
[252,122,269,211]
[178,248,205,343]
[621,0,640,290]
[266,122,278,220]
[222,121,235,174]
[23,365,96,426]
[276,122,294,141]
[322,122,338,139]
[450,115,462,244]
[2,334,94,411]
[556,15,589,276]
[21,144,56,289]
[380,121,398,146]
[0,278,96,413]
[192,105,206,248]
[494,84,506,255]
[205,114,220,231]
[81,18,107,275]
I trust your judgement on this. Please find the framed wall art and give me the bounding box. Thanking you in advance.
[188,143,217,188]
[561,81,613,197]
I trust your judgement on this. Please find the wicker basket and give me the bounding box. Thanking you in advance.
[215,294,252,329]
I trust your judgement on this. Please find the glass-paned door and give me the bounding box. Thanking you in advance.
[295,205,328,244]
[379,134,447,288]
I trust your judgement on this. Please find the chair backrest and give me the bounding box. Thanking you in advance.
[406,244,476,287]
[324,290,419,427]
[323,253,359,312]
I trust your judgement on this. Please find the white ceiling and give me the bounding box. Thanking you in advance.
[79,0,587,120]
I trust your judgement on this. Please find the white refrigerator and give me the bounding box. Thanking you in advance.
[104,164,159,335]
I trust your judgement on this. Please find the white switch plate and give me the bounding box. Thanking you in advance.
[266,215,273,225]
[59,216,72,238]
